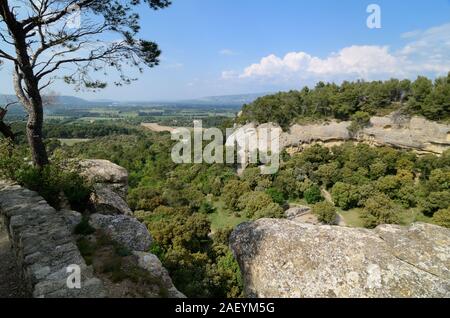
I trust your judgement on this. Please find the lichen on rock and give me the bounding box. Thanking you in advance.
[230,219,450,298]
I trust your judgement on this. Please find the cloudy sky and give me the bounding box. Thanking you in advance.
[1,0,450,101]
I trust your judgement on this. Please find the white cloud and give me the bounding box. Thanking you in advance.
[240,46,402,79]
[227,23,450,82]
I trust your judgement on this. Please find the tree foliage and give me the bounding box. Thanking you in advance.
[312,201,337,225]
[238,74,450,130]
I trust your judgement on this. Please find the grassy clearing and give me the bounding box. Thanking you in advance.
[339,208,365,228]
[208,199,249,232]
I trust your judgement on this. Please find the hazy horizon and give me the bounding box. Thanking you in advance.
[1,0,450,101]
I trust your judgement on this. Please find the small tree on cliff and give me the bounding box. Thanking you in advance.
[0,0,171,168]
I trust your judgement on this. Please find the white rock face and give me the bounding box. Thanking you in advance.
[284,116,450,155]
[230,116,450,155]
[230,219,450,298]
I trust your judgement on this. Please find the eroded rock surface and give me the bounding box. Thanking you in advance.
[229,116,450,157]
[89,214,153,252]
[230,219,450,298]
[77,159,129,200]
[285,206,311,220]
[89,185,133,216]
[285,116,450,155]
[133,251,186,298]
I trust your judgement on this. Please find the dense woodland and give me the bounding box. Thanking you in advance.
[238,74,450,130]
[1,74,450,297]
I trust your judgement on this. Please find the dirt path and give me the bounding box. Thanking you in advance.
[321,188,347,226]
[0,219,29,298]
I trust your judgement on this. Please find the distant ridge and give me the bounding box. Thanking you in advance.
[0,92,271,109]
[0,94,101,107]
[181,93,271,106]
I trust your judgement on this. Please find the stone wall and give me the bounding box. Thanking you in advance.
[0,181,106,298]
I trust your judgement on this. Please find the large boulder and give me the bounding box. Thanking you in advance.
[284,205,311,219]
[89,214,153,252]
[89,185,132,216]
[133,251,186,298]
[77,159,129,200]
[230,219,450,298]
[61,210,82,233]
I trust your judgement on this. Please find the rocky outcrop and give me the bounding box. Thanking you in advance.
[89,214,153,252]
[76,159,129,200]
[284,205,311,220]
[231,116,450,157]
[133,251,186,298]
[285,116,450,155]
[0,181,106,298]
[60,210,82,233]
[89,185,132,216]
[230,219,450,298]
[68,159,132,215]
[0,159,184,298]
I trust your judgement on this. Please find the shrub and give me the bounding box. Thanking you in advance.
[254,202,284,219]
[74,217,96,236]
[265,188,285,205]
[420,191,450,217]
[237,191,275,219]
[0,139,27,179]
[222,180,251,210]
[15,164,91,211]
[127,187,163,211]
[199,201,216,214]
[433,208,450,228]
[304,185,323,204]
[331,182,360,210]
[312,201,337,225]
[348,111,371,137]
[361,194,401,228]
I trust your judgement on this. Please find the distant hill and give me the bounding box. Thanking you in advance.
[181,93,270,107]
[1,92,270,109]
[0,94,103,108]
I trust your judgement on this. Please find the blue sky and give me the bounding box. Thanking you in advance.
[1,0,450,100]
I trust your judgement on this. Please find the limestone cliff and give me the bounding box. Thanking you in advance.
[229,115,450,156]
[230,219,450,298]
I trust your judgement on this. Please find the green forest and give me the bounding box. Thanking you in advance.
[1,74,450,298]
[238,74,450,130]
[1,119,449,297]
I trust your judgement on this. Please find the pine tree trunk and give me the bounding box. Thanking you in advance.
[8,17,49,169]
[26,102,49,169]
